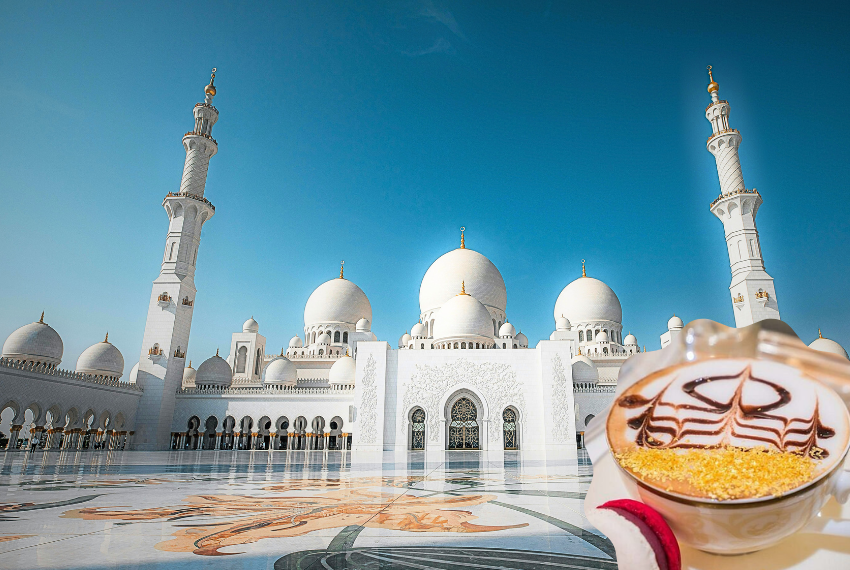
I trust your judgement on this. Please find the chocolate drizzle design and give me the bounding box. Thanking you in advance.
[618,366,835,459]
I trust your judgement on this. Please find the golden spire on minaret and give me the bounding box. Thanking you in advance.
[460,227,465,249]
[205,68,217,97]
[707,65,719,93]
[339,260,345,279]
[581,259,587,277]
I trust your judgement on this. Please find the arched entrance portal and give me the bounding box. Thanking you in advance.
[448,397,479,450]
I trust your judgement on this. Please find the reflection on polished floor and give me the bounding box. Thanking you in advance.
[0,448,615,569]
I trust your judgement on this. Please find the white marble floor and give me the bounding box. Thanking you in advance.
[0,448,615,569]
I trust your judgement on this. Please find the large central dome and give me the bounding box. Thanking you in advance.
[554,276,622,324]
[420,248,506,314]
[304,277,372,327]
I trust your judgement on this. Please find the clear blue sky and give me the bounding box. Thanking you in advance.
[1,1,848,376]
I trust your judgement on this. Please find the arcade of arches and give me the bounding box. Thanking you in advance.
[407,400,521,451]
[170,414,350,451]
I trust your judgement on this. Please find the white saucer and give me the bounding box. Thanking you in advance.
[585,451,850,569]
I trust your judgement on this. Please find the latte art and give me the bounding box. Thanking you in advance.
[608,358,850,500]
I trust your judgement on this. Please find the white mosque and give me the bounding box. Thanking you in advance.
[0,68,847,453]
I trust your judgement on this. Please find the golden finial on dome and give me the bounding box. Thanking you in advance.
[460,281,468,295]
[104,332,109,343]
[819,328,823,339]
[581,259,586,278]
[215,348,219,356]
[707,65,719,93]
[578,346,582,355]
[345,347,350,357]
[339,260,345,279]
[460,227,465,249]
[188,360,192,368]
[39,311,45,324]
[204,67,217,97]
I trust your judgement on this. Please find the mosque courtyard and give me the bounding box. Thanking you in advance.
[3,449,850,569]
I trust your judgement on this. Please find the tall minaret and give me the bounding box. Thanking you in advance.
[132,70,219,450]
[705,66,780,327]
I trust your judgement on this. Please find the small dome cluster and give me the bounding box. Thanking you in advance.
[809,330,849,360]
[432,291,495,344]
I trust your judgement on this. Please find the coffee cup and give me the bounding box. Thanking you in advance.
[607,357,850,555]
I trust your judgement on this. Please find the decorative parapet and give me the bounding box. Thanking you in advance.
[706,127,740,143]
[148,346,164,356]
[0,357,143,392]
[177,384,355,396]
[705,99,729,112]
[181,296,193,307]
[164,191,216,212]
[710,187,760,209]
[574,383,617,393]
[194,102,219,113]
[183,131,217,145]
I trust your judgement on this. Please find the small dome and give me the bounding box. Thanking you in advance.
[433,293,494,340]
[809,335,849,360]
[668,315,684,331]
[356,318,371,332]
[264,357,297,385]
[288,335,303,348]
[554,276,622,324]
[515,332,528,347]
[196,353,232,387]
[183,361,197,384]
[76,336,124,378]
[411,323,427,338]
[329,354,356,384]
[624,333,637,346]
[243,317,259,333]
[499,322,516,337]
[2,314,63,366]
[304,277,372,327]
[128,362,140,384]
[399,332,412,348]
[555,316,571,331]
[420,247,507,315]
[316,332,331,345]
[571,354,598,383]
[596,330,609,343]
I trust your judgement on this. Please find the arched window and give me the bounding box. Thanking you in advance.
[411,408,426,450]
[503,408,518,450]
[343,332,348,343]
[169,242,176,260]
[493,319,497,335]
[502,343,506,349]
[454,342,459,349]
[586,330,593,342]
[420,343,424,349]
[254,348,261,375]
[236,346,248,373]
[461,342,466,349]
[603,347,609,355]
[448,398,479,450]
[334,331,340,343]
[318,349,324,355]
[475,343,480,349]
[579,331,584,342]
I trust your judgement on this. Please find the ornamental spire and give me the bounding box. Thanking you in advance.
[104,332,109,343]
[204,68,217,104]
[460,281,467,295]
[819,328,823,339]
[339,260,345,279]
[460,226,465,249]
[581,259,586,278]
[39,311,44,324]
